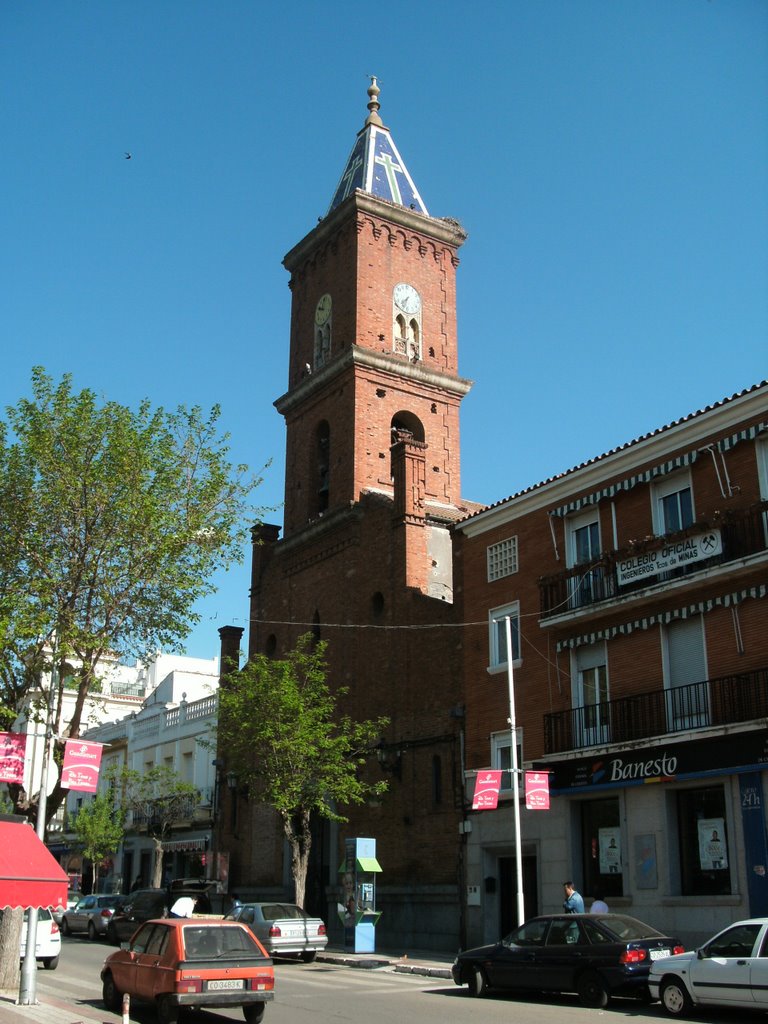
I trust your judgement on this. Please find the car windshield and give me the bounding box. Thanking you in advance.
[601,915,665,941]
[261,904,307,921]
[98,896,121,908]
[183,925,268,959]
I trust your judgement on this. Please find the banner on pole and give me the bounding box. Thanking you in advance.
[525,771,550,810]
[472,770,502,810]
[61,740,104,792]
[0,732,26,785]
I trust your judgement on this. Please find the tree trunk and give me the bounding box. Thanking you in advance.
[283,809,311,908]
[0,908,23,991]
[151,837,164,888]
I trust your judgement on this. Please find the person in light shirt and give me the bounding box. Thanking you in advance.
[590,892,609,914]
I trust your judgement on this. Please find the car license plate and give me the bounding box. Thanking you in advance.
[206,979,244,991]
[650,948,670,960]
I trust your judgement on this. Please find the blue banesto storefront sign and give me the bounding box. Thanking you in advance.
[538,729,768,794]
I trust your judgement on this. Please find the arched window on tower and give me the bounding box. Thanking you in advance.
[315,420,330,515]
[312,610,321,646]
[315,324,331,368]
[408,319,421,362]
[390,411,425,480]
[394,314,408,356]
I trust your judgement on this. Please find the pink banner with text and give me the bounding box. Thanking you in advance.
[61,740,104,793]
[472,770,502,810]
[525,771,550,810]
[0,732,26,785]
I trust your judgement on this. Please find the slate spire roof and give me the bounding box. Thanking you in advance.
[327,77,429,217]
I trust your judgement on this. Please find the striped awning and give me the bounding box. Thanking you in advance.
[162,837,208,853]
[718,422,767,452]
[556,584,768,652]
[550,451,699,518]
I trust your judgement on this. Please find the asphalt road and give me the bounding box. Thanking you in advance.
[35,935,760,1024]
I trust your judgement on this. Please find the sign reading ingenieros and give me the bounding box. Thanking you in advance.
[616,528,722,586]
[61,739,104,793]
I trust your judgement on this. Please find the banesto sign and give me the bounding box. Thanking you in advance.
[617,528,722,586]
[544,730,768,793]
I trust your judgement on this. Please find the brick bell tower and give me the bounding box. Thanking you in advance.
[277,77,472,560]
[244,79,477,952]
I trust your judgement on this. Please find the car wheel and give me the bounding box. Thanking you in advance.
[88,921,98,941]
[577,971,609,1009]
[102,972,122,1012]
[243,1005,265,1024]
[660,977,693,1017]
[156,995,179,1024]
[42,956,59,971]
[467,966,488,997]
[301,950,317,963]
[61,918,71,937]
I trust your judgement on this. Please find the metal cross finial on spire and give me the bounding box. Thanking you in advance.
[365,74,383,127]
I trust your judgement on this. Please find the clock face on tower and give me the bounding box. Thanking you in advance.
[315,293,332,326]
[393,283,421,316]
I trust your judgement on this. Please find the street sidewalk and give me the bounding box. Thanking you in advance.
[0,945,454,1023]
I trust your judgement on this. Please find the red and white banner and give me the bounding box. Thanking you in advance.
[472,770,502,810]
[525,771,550,810]
[0,732,26,785]
[61,740,104,793]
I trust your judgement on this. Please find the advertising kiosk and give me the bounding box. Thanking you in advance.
[338,837,382,952]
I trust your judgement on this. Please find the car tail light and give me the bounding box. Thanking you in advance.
[100,909,113,919]
[318,924,327,936]
[175,979,203,994]
[248,975,274,992]
[673,944,685,955]
[50,922,60,935]
[268,925,281,937]
[619,948,647,964]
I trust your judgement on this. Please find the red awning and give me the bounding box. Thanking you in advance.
[0,820,69,909]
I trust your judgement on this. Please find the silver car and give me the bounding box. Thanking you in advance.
[225,902,328,962]
[61,893,122,939]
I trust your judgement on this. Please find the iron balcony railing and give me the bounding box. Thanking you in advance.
[544,665,768,754]
[540,501,768,618]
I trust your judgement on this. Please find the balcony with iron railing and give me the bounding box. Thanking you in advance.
[543,665,768,754]
[539,501,768,620]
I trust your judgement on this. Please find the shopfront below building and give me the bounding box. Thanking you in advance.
[464,727,768,950]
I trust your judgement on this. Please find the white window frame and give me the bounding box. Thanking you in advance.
[571,642,610,746]
[652,471,695,535]
[488,602,521,673]
[487,536,518,582]
[491,729,524,793]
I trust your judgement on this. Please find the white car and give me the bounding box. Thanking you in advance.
[649,917,768,1016]
[20,908,62,969]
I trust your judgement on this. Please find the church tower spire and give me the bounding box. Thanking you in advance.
[327,77,428,216]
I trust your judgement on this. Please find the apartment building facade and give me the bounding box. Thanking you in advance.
[453,381,768,949]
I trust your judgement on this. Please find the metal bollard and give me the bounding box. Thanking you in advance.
[122,991,130,1022]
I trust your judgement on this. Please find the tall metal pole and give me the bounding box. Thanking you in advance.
[505,615,525,927]
[19,652,58,1005]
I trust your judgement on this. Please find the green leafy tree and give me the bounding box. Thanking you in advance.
[218,634,388,907]
[0,368,264,828]
[72,792,126,892]
[113,765,199,888]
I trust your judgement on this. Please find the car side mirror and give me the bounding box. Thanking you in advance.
[697,947,706,959]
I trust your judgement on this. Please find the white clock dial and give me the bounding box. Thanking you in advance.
[393,283,421,315]
[315,293,332,326]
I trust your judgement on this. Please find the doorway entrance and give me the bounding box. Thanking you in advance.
[499,855,538,936]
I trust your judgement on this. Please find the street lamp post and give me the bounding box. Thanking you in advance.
[18,666,58,1005]
[505,615,525,928]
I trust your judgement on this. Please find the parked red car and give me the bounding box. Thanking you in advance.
[101,918,275,1024]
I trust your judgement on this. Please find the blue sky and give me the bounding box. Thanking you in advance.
[2,0,766,660]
